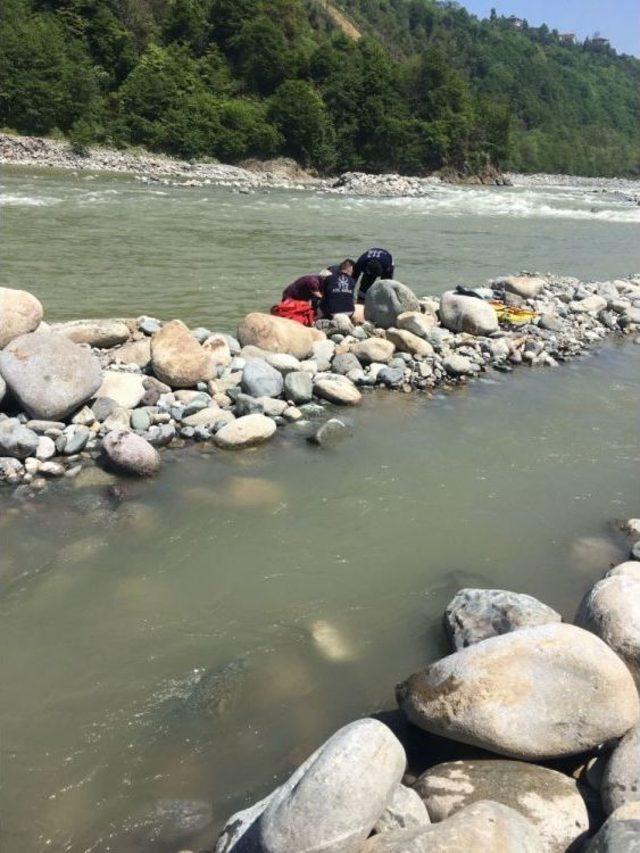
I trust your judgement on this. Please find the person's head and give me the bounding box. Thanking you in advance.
[340,259,355,276]
[365,259,383,278]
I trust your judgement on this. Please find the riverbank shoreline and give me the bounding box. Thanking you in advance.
[2,132,639,200]
[1,271,639,499]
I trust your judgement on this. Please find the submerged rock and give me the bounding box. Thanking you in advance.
[444,588,562,649]
[364,281,421,329]
[182,660,248,718]
[439,292,499,336]
[415,759,588,851]
[215,718,405,853]
[396,623,639,760]
[102,429,161,477]
[0,287,43,348]
[0,332,102,420]
[361,800,543,852]
[307,418,350,448]
[151,319,214,388]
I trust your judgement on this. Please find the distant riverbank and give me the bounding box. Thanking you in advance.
[2,132,639,201]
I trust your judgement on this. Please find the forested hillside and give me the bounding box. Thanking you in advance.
[1,0,639,176]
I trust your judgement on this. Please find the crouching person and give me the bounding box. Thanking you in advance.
[318,260,363,323]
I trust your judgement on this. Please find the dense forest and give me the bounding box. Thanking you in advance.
[1,0,639,176]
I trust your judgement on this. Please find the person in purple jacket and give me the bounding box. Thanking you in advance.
[353,248,394,302]
[282,274,324,303]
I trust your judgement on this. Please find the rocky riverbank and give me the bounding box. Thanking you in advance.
[7,132,640,200]
[214,514,640,851]
[1,271,639,498]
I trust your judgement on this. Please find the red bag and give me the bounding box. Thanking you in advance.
[271,298,316,327]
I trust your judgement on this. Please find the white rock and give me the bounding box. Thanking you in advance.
[213,414,276,449]
[97,371,146,409]
[396,623,639,760]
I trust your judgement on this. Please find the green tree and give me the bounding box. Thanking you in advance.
[268,79,336,169]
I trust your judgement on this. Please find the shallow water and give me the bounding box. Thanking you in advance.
[1,168,640,851]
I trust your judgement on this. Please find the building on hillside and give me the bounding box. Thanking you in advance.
[507,16,525,29]
[559,32,576,44]
[588,35,611,50]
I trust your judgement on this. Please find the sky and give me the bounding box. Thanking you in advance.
[459,0,640,56]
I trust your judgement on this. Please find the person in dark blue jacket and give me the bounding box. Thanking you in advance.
[319,260,363,321]
[354,248,394,302]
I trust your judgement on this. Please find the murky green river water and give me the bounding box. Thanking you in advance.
[1,167,639,851]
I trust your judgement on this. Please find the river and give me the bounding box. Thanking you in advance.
[1,167,639,851]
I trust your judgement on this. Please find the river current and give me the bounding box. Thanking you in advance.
[1,167,639,851]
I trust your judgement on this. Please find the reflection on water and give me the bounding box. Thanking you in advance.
[0,342,639,851]
[0,169,639,850]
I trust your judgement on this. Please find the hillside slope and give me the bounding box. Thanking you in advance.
[0,0,638,176]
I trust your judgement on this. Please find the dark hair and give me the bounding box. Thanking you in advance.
[339,259,355,272]
[365,259,383,277]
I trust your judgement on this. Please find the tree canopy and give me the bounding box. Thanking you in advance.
[1,0,638,176]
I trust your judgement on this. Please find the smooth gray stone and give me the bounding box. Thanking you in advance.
[332,352,361,375]
[307,418,350,448]
[234,393,264,417]
[444,588,562,650]
[215,718,405,853]
[0,418,39,459]
[377,366,404,387]
[588,816,640,852]
[602,724,640,814]
[241,359,283,399]
[131,409,152,432]
[62,426,90,455]
[373,784,429,835]
[284,371,313,405]
[364,280,421,329]
[0,332,102,420]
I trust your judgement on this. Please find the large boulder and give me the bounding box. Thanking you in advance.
[237,313,324,359]
[314,375,362,406]
[587,804,640,852]
[0,418,39,459]
[213,414,276,449]
[351,338,395,364]
[499,276,545,299]
[361,801,543,852]
[49,318,130,349]
[0,287,43,348]
[151,320,214,388]
[439,292,499,336]
[0,332,102,420]
[241,359,284,399]
[444,588,562,650]
[97,371,146,409]
[215,718,405,853]
[602,723,640,815]
[396,623,639,760]
[415,759,588,852]
[102,430,160,477]
[576,574,640,685]
[364,281,421,329]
